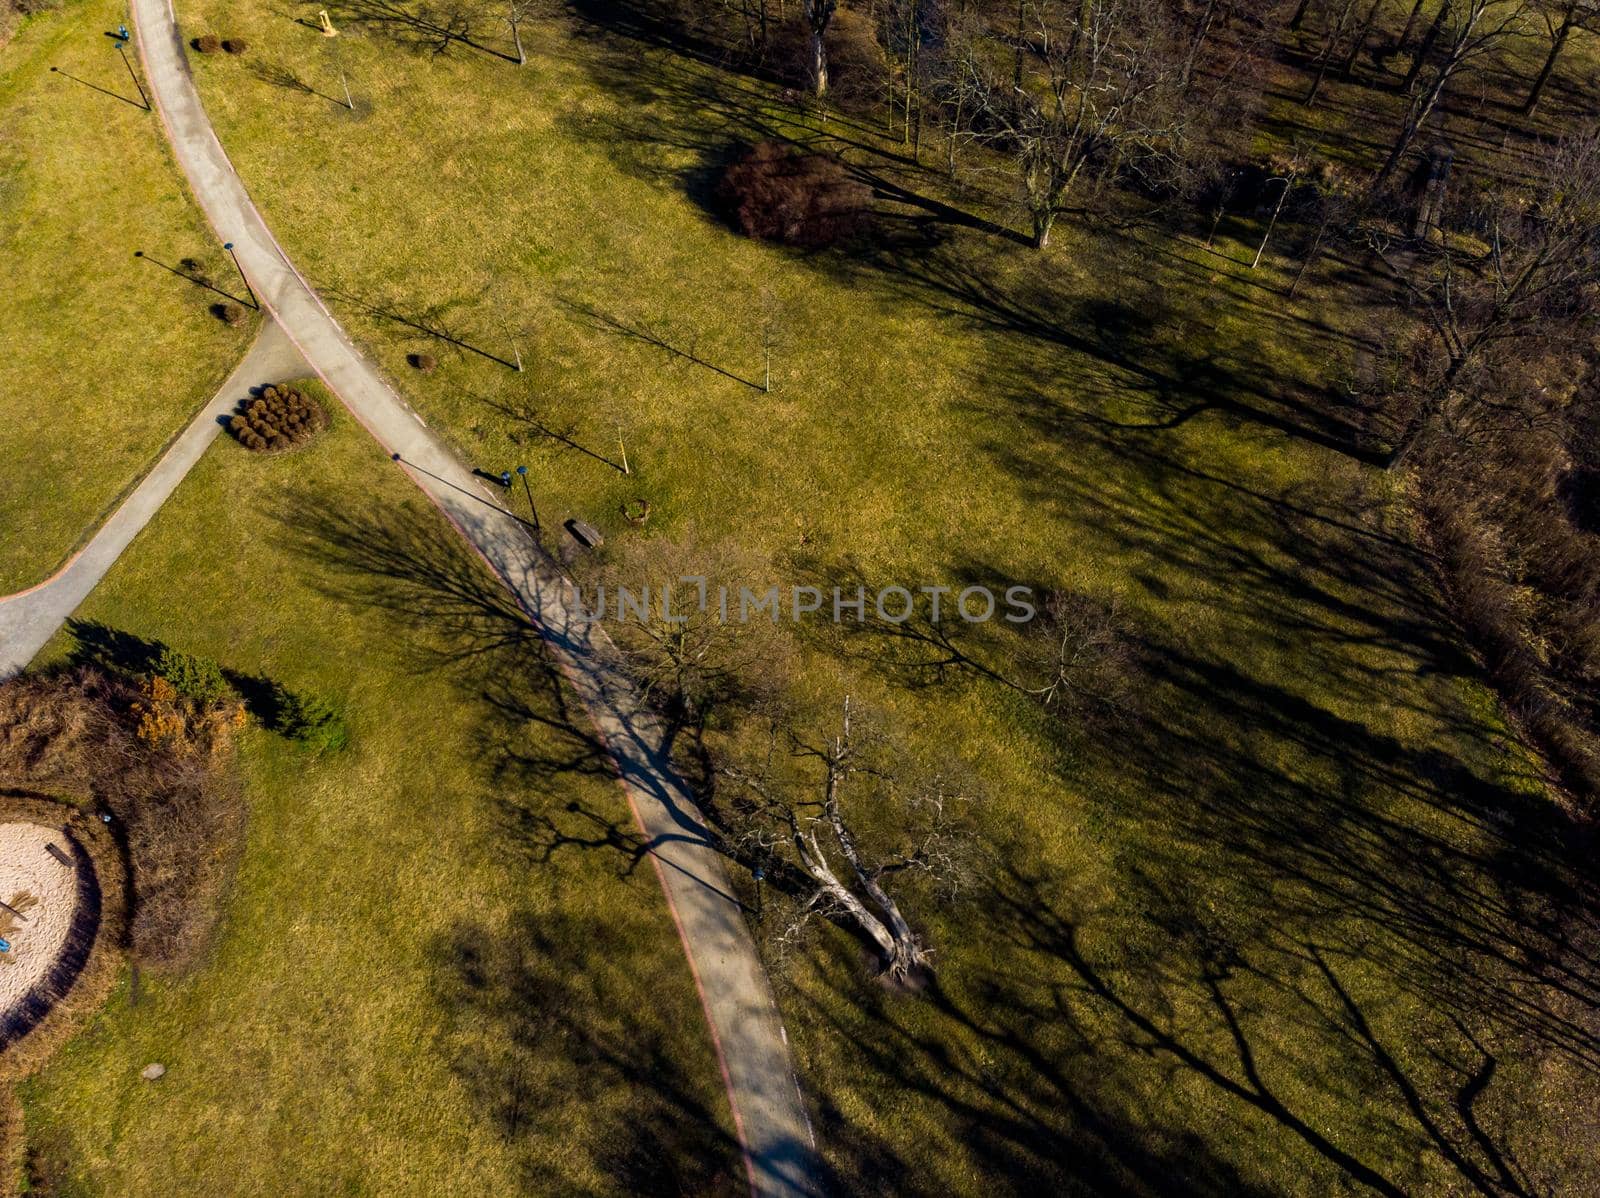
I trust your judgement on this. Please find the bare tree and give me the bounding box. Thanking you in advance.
[923,5,994,177]
[803,0,839,93]
[1339,0,1388,75]
[507,0,538,64]
[1251,147,1307,267]
[1375,0,1527,190]
[1302,0,1363,105]
[584,535,792,725]
[1005,589,1135,716]
[1394,0,1432,53]
[960,0,1194,248]
[1375,128,1600,466]
[1287,160,1359,297]
[1523,0,1597,114]
[758,286,786,393]
[722,697,978,981]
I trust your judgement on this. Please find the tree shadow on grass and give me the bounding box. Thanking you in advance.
[1001,861,1597,1194]
[1097,636,1600,1071]
[775,923,1284,1197]
[774,832,1598,1195]
[272,494,752,1188]
[849,239,1389,465]
[60,619,301,732]
[770,438,1600,1188]
[318,280,522,370]
[551,7,1401,468]
[433,908,745,1195]
[248,59,350,108]
[270,493,843,912]
[314,0,519,62]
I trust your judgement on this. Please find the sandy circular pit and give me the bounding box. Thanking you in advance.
[0,823,82,1016]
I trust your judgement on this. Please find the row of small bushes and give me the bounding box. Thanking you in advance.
[228,384,329,453]
[192,34,247,55]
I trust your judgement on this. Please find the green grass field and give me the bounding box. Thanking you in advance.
[16,400,739,1194]
[17,0,1598,1193]
[0,0,254,594]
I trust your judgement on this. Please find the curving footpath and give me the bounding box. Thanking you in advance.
[0,320,308,679]
[126,1,820,1194]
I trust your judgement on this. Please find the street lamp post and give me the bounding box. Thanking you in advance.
[752,866,765,922]
[223,242,258,309]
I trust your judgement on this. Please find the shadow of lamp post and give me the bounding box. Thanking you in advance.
[114,29,150,110]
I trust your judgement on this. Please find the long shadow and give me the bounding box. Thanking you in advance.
[468,390,627,472]
[863,241,1389,465]
[317,0,519,63]
[764,385,1598,1186]
[774,927,1284,1196]
[555,11,1006,239]
[558,297,765,390]
[249,59,350,108]
[553,10,1396,467]
[274,495,748,1188]
[272,495,848,917]
[320,282,522,370]
[991,861,1587,1194]
[132,250,253,308]
[434,908,746,1194]
[49,64,148,110]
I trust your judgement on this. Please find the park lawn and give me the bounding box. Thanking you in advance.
[17,395,741,1195]
[0,0,255,594]
[151,3,1600,1193]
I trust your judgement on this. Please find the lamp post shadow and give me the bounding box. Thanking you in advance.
[49,65,148,111]
[132,250,253,309]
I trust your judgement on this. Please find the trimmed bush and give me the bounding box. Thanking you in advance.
[154,646,232,708]
[221,37,248,54]
[192,34,221,53]
[407,352,438,373]
[228,384,330,453]
[215,302,247,326]
[715,141,868,249]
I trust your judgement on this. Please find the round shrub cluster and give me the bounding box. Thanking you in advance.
[715,141,869,249]
[228,385,329,453]
[193,34,221,53]
[222,38,249,55]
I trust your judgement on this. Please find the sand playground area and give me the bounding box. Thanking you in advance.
[0,823,83,1019]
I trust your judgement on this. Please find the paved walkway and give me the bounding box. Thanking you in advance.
[125,2,819,1194]
[0,320,308,679]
